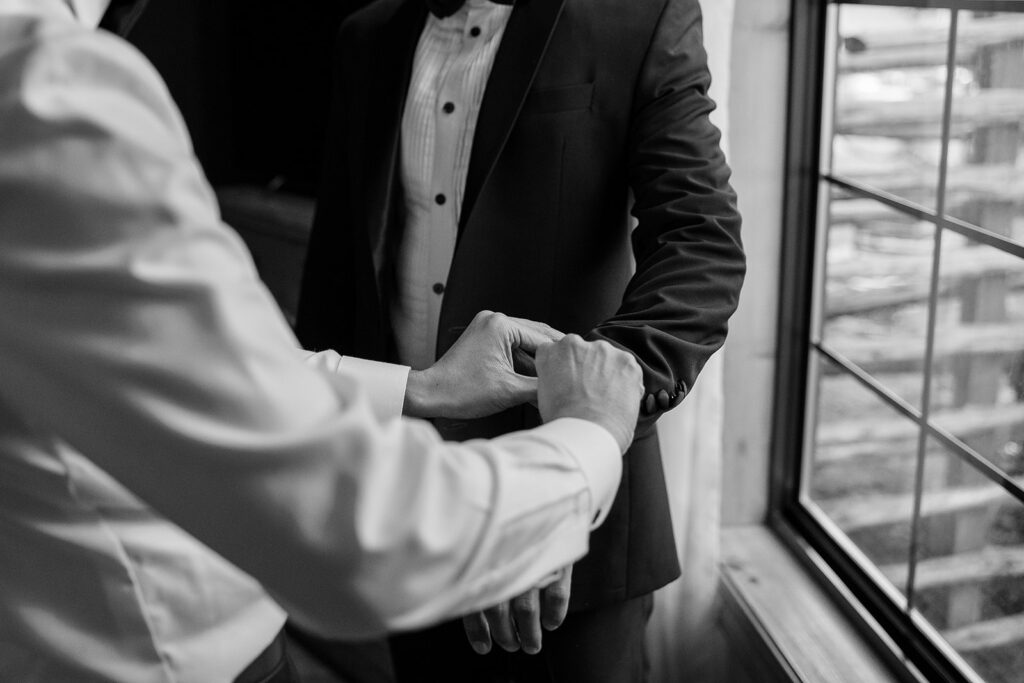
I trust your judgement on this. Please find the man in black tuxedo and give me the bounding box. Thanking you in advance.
[296,0,745,680]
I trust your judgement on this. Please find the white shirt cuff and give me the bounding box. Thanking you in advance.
[337,357,410,423]
[526,418,622,529]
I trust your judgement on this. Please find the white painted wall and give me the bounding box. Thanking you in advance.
[722,0,793,526]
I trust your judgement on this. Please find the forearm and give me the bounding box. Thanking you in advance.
[602,0,744,428]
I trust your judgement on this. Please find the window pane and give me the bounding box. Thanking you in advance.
[929,231,1024,475]
[821,190,934,408]
[805,352,918,600]
[832,6,950,209]
[945,12,1024,248]
[913,438,1024,683]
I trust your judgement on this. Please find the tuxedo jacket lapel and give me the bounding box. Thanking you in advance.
[364,0,428,284]
[459,0,567,239]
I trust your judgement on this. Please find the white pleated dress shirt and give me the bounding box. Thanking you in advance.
[0,2,621,681]
[394,0,513,370]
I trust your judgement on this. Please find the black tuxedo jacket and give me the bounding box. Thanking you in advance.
[297,0,745,611]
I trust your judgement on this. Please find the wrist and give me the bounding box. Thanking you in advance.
[547,407,632,454]
[403,369,430,418]
[404,368,450,418]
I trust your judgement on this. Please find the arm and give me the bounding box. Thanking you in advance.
[589,0,746,431]
[300,308,562,424]
[461,0,746,651]
[0,32,621,640]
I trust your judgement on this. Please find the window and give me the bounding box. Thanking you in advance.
[776,2,1024,681]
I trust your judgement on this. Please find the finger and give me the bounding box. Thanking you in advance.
[512,346,537,377]
[541,566,573,631]
[484,602,520,653]
[657,389,671,410]
[512,589,542,655]
[504,316,564,353]
[462,612,492,655]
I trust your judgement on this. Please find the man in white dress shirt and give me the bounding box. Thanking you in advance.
[0,1,645,681]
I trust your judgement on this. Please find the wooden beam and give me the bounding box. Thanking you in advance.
[836,89,1024,139]
[942,612,1024,653]
[815,402,1024,461]
[818,475,1024,531]
[822,321,1024,375]
[838,16,1024,73]
[880,545,1024,590]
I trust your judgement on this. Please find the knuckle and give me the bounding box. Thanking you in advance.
[517,603,539,617]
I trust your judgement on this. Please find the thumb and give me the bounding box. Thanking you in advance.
[505,373,539,407]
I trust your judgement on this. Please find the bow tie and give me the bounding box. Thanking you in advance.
[425,0,515,19]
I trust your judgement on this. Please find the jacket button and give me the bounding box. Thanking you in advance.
[432,282,445,295]
[435,193,447,205]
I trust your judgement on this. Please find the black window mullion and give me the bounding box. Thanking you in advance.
[823,174,1024,258]
[904,5,960,615]
[814,341,1024,505]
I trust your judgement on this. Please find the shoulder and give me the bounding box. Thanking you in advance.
[0,18,187,154]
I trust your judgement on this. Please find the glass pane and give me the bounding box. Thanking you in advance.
[913,438,1024,682]
[805,352,919,600]
[929,230,1024,475]
[821,190,934,408]
[831,6,950,209]
[945,12,1024,248]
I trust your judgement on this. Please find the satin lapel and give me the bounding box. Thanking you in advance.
[364,0,428,281]
[458,0,567,239]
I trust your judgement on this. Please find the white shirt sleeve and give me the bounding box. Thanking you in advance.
[297,350,410,423]
[0,31,621,639]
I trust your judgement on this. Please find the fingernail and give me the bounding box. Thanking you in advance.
[471,641,490,655]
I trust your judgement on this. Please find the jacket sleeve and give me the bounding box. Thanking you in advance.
[586,0,745,434]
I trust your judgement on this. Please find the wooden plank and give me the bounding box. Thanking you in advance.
[836,89,1024,139]
[880,546,1024,590]
[720,526,901,683]
[823,250,1024,318]
[817,475,1024,532]
[822,321,1024,374]
[815,403,1024,462]
[838,17,1024,73]
[943,612,1024,653]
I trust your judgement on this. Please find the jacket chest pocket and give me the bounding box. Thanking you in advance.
[521,82,594,116]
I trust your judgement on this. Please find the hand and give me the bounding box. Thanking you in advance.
[536,335,643,453]
[462,565,573,656]
[404,311,562,419]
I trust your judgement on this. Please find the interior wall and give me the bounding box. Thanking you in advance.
[721,0,792,526]
[127,0,372,194]
[127,0,235,184]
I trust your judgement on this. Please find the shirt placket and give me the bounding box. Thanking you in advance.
[424,22,468,362]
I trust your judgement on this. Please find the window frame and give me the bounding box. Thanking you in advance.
[771,1,1024,681]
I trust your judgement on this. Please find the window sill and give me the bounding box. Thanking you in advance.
[719,525,910,683]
